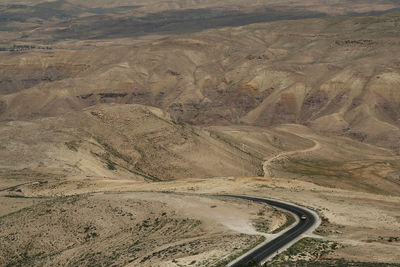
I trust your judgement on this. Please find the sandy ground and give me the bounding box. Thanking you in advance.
[1,123,399,265]
[15,174,399,264]
[1,3,400,265]
[0,188,287,266]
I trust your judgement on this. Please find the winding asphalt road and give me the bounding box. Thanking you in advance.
[219,194,317,267]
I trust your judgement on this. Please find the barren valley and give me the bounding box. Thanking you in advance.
[1,0,400,266]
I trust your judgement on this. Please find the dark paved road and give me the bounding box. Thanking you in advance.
[219,194,316,267]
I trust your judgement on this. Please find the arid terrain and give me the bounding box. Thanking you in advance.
[1,0,400,266]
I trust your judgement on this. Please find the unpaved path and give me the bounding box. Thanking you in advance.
[263,134,321,178]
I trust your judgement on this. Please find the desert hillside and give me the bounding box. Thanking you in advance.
[1,0,398,43]
[1,103,322,181]
[1,11,400,150]
[1,1,400,266]
[1,103,399,195]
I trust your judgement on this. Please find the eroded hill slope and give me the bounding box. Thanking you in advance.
[1,12,400,149]
[1,104,317,181]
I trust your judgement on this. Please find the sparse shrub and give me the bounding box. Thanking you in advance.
[106,159,116,170]
[65,141,79,151]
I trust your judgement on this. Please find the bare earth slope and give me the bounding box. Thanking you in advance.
[1,103,322,183]
[1,0,398,43]
[0,192,281,266]
[1,1,400,266]
[1,12,400,150]
[0,104,257,181]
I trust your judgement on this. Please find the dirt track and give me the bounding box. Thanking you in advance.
[263,129,321,178]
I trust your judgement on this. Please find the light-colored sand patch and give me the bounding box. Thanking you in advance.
[123,192,270,236]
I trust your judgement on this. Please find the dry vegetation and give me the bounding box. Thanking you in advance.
[1,0,400,266]
[0,192,284,267]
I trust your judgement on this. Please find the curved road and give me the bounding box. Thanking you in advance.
[219,194,318,267]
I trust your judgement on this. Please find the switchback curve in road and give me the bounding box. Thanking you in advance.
[263,134,321,178]
[218,195,320,267]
